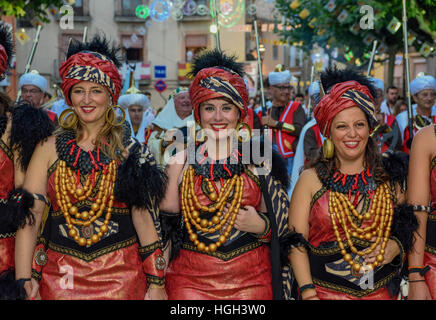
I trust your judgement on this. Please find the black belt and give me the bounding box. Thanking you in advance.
[308,240,399,298]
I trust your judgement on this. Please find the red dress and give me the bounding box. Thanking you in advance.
[424,156,436,299]
[165,171,273,300]
[0,139,15,276]
[307,189,397,300]
[36,161,146,300]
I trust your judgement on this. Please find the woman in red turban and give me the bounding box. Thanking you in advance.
[288,67,417,300]
[160,49,292,299]
[12,34,167,300]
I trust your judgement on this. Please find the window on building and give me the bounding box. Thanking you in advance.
[273,45,278,60]
[185,34,208,62]
[122,0,142,16]
[121,34,145,62]
[73,0,84,16]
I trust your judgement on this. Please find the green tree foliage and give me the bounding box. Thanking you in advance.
[0,0,64,22]
[275,0,436,72]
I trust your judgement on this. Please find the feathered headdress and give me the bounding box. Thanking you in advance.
[59,34,123,106]
[188,48,248,121]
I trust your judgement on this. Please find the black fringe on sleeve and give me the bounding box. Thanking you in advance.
[10,102,54,171]
[382,150,409,190]
[0,270,26,300]
[391,204,419,253]
[115,142,167,210]
[160,211,184,262]
[279,228,311,266]
[5,188,35,229]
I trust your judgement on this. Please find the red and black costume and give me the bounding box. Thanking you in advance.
[0,24,54,299]
[424,124,436,299]
[162,49,292,300]
[290,71,417,300]
[7,36,167,300]
[372,114,402,153]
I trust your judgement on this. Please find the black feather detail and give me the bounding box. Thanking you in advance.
[10,102,54,171]
[247,136,289,189]
[188,48,245,78]
[320,65,377,100]
[160,211,184,262]
[114,142,167,209]
[0,23,14,67]
[279,229,310,265]
[0,270,26,300]
[66,34,122,68]
[391,204,419,253]
[382,150,409,190]
[5,188,35,229]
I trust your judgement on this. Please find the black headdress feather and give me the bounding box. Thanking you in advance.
[188,48,245,78]
[0,23,14,67]
[320,66,377,100]
[66,34,122,68]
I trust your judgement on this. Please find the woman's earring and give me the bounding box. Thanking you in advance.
[105,105,126,127]
[236,122,252,143]
[322,138,334,159]
[59,108,78,130]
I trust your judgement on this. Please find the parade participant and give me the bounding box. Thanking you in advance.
[160,49,291,300]
[18,71,57,123]
[289,81,323,197]
[11,34,167,300]
[380,86,399,115]
[118,77,154,144]
[261,66,306,180]
[407,124,436,300]
[0,24,54,299]
[370,78,402,153]
[393,99,407,116]
[288,66,417,300]
[397,75,436,153]
[148,87,193,166]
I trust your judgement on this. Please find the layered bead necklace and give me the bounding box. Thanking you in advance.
[325,168,394,274]
[54,131,121,247]
[181,146,245,253]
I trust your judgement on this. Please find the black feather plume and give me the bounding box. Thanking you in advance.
[0,23,14,67]
[0,270,26,300]
[6,188,35,230]
[66,33,122,68]
[188,48,245,78]
[10,101,54,171]
[382,150,409,190]
[320,65,377,100]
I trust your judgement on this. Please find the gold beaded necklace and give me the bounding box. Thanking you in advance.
[181,165,244,253]
[54,159,117,247]
[328,182,394,274]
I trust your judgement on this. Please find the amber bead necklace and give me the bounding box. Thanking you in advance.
[55,159,117,247]
[328,181,393,274]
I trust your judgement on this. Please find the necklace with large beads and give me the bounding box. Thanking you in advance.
[328,182,394,275]
[181,165,244,253]
[55,159,117,247]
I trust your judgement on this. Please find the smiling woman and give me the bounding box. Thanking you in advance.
[288,67,417,300]
[11,34,167,300]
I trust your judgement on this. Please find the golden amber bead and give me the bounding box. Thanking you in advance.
[364,212,371,220]
[78,238,87,246]
[91,235,99,243]
[69,206,78,215]
[194,240,199,246]
[376,254,384,262]
[81,211,89,220]
[209,193,217,201]
[209,244,217,253]
[76,189,84,197]
[69,229,77,237]
[196,218,201,223]
[74,236,79,241]
[344,254,352,262]
[353,263,361,273]
[212,216,220,224]
[197,242,206,251]
[218,235,226,243]
[192,210,200,219]
[100,225,109,233]
[365,233,372,240]
[189,233,198,242]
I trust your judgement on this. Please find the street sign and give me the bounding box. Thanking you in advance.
[154,65,166,78]
[154,80,167,92]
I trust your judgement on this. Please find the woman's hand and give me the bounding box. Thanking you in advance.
[145,287,168,300]
[363,238,400,266]
[408,280,432,300]
[24,278,41,300]
[228,204,265,234]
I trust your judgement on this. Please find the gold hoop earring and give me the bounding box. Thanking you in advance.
[105,105,126,127]
[59,108,78,130]
[236,122,252,143]
[322,138,334,159]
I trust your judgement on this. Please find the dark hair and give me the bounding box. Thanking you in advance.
[0,91,12,116]
[144,91,151,96]
[386,86,398,93]
[44,92,52,99]
[295,93,304,99]
[307,136,389,185]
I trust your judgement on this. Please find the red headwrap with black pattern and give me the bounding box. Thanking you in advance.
[314,80,377,138]
[0,44,7,76]
[59,51,122,106]
[189,67,248,122]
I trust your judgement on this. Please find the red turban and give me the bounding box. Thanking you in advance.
[59,52,122,106]
[314,80,377,138]
[0,44,7,76]
[189,67,248,122]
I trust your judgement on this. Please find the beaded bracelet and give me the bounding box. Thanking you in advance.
[409,280,426,283]
[411,205,431,213]
[408,265,430,276]
[299,283,315,294]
